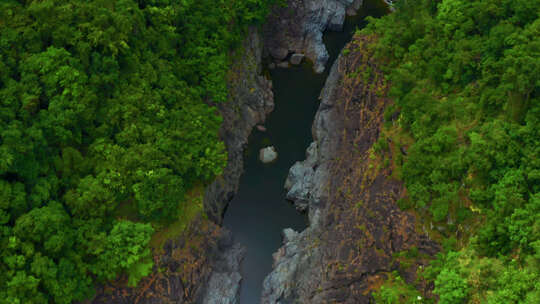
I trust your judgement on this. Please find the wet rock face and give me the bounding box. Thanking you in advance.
[263,0,364,73]
[197,27,274,304]
[204,27,274,225]
[262,35,439,304]
[202,231,245,304]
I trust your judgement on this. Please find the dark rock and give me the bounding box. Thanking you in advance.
[199,26,274,304]
[272,47,289,61]
[290,53,305,65]
[347,0,364,16]
[400,146,408,155]
[218,229,234,249]
[204,27,274,225]
[261,52,345,304]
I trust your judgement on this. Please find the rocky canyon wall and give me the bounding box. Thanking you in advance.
[262,34,438,304]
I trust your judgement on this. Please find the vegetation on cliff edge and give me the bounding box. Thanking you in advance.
[364,0,539,302]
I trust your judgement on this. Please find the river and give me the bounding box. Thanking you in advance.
[222,1,389,303]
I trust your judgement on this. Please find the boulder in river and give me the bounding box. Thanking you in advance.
[290,53,305,65]
[259,146,278,163]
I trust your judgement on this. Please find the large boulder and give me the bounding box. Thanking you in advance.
[290,53,305,65]
[259,146,278,163]
[284,142,319,211]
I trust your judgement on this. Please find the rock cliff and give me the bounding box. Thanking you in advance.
[263,0,365,73]
[262,34,438,304]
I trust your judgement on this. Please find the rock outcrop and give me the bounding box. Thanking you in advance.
[262,34,438,304]
[204,27,274,225]
[263,0,365,73]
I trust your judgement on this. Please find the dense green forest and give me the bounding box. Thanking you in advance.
[366,0,539,302]
[0,0,273,302]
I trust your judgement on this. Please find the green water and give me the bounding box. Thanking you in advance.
[223,1,388,303]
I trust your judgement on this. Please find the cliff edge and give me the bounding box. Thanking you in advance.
[262,34,439,304]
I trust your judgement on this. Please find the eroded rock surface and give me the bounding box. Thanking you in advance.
[262,35,438,304]
[200,27,274,304]
[263,0,365,73]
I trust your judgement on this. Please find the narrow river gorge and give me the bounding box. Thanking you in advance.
[223,2,389,303]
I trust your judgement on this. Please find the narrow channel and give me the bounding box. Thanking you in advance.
[222,2,389,303]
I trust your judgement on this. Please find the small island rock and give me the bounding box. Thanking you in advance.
[259,146,278,163]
